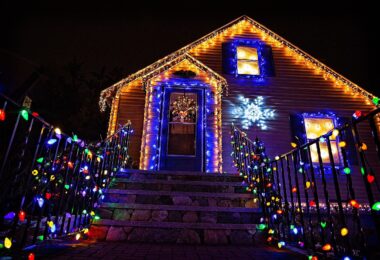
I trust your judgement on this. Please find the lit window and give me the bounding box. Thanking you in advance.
[237,46,260,75]
[304,117,340,164]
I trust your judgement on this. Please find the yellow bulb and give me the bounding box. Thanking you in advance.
[306,181,311,189]
[291,142,297,148]
[361,143,368,151]
[54,127,61,135]
[339,141,346,148]
[341,227,348,236]
[4,237,12,249]
[75,233,81,240]
[332,129,339,138]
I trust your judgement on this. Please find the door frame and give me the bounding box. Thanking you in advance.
[158,85,205,171]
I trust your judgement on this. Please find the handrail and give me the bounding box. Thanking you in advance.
[0,93,133,255]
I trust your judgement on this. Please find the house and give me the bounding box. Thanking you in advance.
[99,15,378,175]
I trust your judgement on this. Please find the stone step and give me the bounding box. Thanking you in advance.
[97,203,261,224]
[103,189,258,208]
[117,170,243,182]
[109,178,247,193]
[89,220,258,244]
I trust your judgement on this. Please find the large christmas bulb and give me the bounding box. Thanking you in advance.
[0,109,5,121]
[21,109,29,121]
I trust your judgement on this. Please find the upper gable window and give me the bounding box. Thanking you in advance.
[237,46,260,75]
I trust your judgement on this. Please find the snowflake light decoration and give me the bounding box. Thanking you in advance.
[233,96,275,130]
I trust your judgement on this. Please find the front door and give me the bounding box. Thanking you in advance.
[159,88,203,171]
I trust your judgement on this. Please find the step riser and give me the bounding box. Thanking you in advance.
[89,225,256,245]
[110,182,247,193]
[97,208,261,224]
[103,193,257,208]
[121,172,243,182]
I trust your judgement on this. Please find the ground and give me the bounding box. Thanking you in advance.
[31,240,305,260]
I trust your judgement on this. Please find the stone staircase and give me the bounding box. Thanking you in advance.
[89,169,262,244]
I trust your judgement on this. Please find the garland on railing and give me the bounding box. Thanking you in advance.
[0,94,133,257]
[231,108,380,259]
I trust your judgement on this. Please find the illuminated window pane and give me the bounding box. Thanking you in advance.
[237,60,260,75]
[237,46,258,60]
[304,118,335,140]
[310,142,340,164]
[236,46,260,76]
[304,117,340,164]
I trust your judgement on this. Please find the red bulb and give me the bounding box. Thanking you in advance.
[353,110,362,119]
[28,252,35,260]
[0,109,5,121]
[291,187,297,193]
[309,200,316,207]
[32,112,39,117]
[45,193,52,200]
[367,174,375,184]
[18,210,26,222]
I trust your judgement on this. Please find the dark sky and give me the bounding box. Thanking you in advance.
[0,1,378,97]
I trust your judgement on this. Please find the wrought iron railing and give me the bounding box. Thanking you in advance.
[0,93,132,254]
[231,107,380,258]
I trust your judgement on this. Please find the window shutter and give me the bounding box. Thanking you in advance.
[222,42,235,75]
[289,113,309,163]
[338,117,358,165]
[261,44,275,77]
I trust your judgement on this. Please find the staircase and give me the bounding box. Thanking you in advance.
[89,169,262,244]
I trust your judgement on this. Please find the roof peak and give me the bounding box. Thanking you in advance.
[99,15,376,111]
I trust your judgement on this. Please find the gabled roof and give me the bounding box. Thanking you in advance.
[99,15,376,111]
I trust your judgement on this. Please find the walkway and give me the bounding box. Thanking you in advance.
[33,240,305,260]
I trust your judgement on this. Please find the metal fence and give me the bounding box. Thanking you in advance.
[231,107,380,258]
[0,93,132,253]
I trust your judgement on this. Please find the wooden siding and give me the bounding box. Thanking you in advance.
[116,84,145,168]
[189,26,379,202]
[112,23,379,202]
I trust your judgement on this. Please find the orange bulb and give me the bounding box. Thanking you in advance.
[350,200,360,209]
[322,243,332,251]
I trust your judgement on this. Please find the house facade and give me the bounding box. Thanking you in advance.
[99,15,378,175]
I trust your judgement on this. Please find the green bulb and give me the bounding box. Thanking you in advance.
[256,223,267,230]
[20,109,29,121]
[373,97,379,106]
[343,167,351,174]
[64,184,70,190]
[320,221,327,228]
[372,202,380,211]
[36,157,44,163]
[360,167,365,175]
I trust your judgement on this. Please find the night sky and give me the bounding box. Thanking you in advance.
[0,1,376,138]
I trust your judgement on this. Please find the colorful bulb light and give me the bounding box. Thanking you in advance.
[0,109,5,121]
[322,243,332,251]
[340,227,348,236]
[343,167,351,175]
[20,109,29,121]
[367,174,375,184]
[18,210,26,222]
[372,202,380,211]
[47,138,57,145]
[350,199,359,209]
[4,237,12,249]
